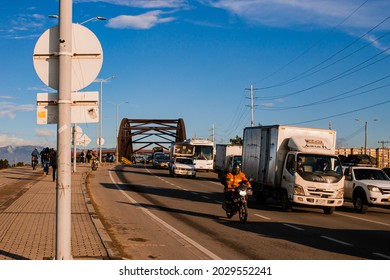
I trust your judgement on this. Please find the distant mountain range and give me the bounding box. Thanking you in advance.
[0,145,45,164]
[0,145,116,164]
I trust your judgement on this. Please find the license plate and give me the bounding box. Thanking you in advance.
[316,199,325,205]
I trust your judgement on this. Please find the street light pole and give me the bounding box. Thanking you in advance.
[57,0,72,260]
[99,80,103,163]
[364,121,368,155]
[355,118,378,155]
[97,76,116,163]
[116,102,128,163]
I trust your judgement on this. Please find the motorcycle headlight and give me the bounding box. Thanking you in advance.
[294,185,305,196]
[239,190,247,196]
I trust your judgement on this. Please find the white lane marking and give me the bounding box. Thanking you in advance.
[254,214,271,220]
[321,236,352,246]
[202,196,210,200]
[335,212,390,227]
[109,169,222,260]
[373,252,390,259]
[283,223,305,231]
[137,168,390,257]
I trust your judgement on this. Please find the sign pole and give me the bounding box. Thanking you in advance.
[73,124,77,173]
[56,0,73,260]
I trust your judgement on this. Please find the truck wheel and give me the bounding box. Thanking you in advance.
[323,206,335,215]
[353,191,368,214]
[280,190,292,212]
[252,189,267,205]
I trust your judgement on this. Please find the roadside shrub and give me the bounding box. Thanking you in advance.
[0,159,10,169]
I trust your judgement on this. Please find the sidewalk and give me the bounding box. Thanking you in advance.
[0,165,116,260]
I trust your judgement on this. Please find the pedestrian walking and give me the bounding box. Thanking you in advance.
[49,148,57,182]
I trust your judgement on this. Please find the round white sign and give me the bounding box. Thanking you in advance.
[33,24,103,91]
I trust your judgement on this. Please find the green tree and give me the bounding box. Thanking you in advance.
[0,159,10,169]
[229,135,243,145]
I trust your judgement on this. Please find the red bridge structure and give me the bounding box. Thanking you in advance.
[117,118,187,160]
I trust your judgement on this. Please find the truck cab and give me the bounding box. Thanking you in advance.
[282,152,344,214]
[343,165,390,213]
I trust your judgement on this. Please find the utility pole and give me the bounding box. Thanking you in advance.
[57,0,73,260]
[378,140,389,149]
[210,124,215,143]
[245,84,258,127]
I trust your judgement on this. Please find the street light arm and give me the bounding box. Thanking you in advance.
[95,76,117,83]
[79,16,107,25]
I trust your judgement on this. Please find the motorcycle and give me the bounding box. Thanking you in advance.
[223,184,251,223]
[91,158,99,171]
[31,156,38,170]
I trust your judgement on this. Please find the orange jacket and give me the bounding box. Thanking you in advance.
[224,171,251,191]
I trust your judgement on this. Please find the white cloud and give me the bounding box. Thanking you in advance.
[208,0,390,30]
[2,12,47,40]
[0,102,34,119]
[35,128,56,138]
[107,10,175,29]
[0,134,37,147]
[75,0,188,8]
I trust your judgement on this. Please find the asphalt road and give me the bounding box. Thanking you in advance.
[86,163,390,260]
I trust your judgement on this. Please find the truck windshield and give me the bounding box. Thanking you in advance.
[296,154,343,182]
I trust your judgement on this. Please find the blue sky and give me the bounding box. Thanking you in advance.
[0,0,389,151]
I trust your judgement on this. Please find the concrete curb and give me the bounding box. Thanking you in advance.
[82,169,122,260]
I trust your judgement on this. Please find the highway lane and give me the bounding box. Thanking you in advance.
[87,163,390,260]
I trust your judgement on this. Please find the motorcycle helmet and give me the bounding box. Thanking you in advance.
[232,162,241,175]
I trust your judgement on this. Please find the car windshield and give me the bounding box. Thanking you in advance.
[177,158,193,164]
[354,169,390,181]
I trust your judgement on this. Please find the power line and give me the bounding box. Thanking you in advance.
[286,99,390,125]
[254,0,371,86]
[258,74,390,110]
[256,46,390,101]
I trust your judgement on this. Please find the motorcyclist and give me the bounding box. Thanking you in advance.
[222,162,251,210]
[31,148,40,168]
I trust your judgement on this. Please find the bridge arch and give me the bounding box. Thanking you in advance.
[117,118,186,160]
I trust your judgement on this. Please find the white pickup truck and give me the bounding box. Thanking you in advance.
[343,165,390,213]
[169,157,196,179]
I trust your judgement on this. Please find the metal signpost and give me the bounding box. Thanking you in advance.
[33,0,103,260]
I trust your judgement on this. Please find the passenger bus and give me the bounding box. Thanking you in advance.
[184,138,215,171]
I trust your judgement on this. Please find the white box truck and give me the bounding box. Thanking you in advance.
[242,125,344,214]
[215,144,242,178]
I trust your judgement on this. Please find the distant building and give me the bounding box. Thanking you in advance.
[336,148,390,169]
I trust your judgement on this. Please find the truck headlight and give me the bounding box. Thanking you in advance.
[336,188,344,199]
[294,185,305,196]
[367,185,382,194]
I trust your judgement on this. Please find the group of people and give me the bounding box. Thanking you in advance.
[79,150,114,163]
[79,149,104,163]
[31,147,57,182]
